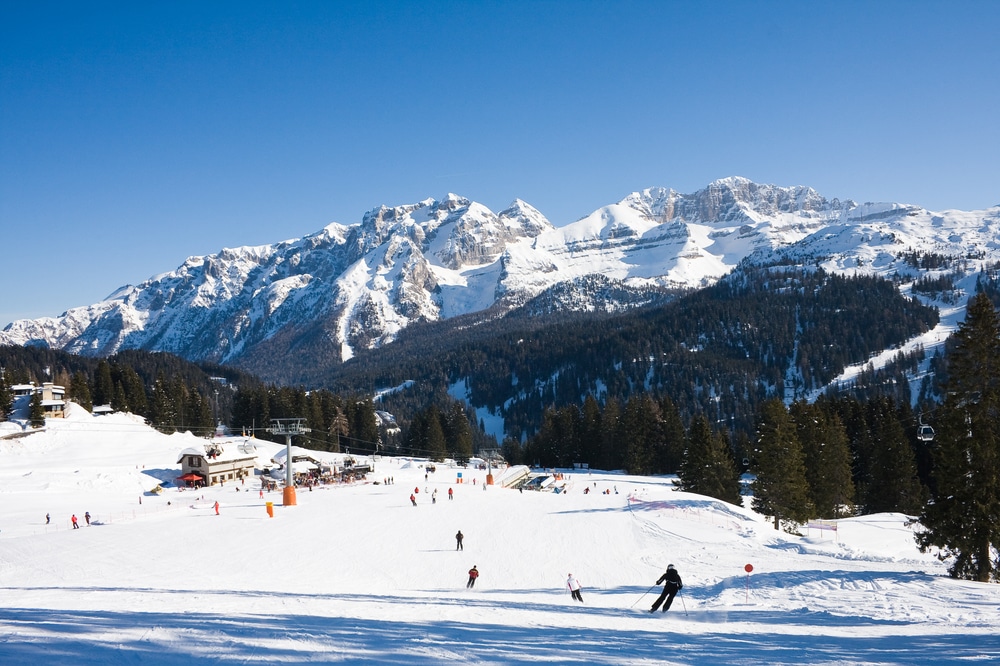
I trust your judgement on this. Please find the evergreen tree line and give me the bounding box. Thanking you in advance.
[509,389,931,520]
[402,401,476,463]
[0,350,238,435]
[229,384,380,453]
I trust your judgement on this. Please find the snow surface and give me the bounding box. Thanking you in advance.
[1,404,999,665]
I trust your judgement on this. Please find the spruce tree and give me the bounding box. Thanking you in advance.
[0,371,10,421]
[792,401,855,518]
[621,395,658,475]
[917,292,1000,582]
[69,371,93,411]
[93,360,114,407]
[863,398,925,514]
[751,399,814,529]
[28,391,46,428]
[444,402,474,464]
[678,413,742,504]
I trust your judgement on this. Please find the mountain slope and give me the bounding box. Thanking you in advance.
[2,178,998,385]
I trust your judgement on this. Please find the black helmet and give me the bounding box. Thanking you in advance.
[667,564,675,570]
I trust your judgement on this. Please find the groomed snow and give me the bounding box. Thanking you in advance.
[1,405,998,664]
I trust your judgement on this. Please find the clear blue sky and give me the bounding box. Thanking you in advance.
[2,1,998,325]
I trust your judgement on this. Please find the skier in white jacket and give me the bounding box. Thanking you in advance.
[567,574,584,602]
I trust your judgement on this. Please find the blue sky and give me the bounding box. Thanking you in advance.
[1,1,998,325]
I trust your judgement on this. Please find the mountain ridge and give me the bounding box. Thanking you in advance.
[3,177,998,382]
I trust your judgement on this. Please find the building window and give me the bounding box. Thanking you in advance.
[189,457,202,467]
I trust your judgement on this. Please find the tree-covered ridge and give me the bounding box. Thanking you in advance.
[330,264,938,443]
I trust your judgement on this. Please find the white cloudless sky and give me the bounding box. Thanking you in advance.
[1,1,998,325]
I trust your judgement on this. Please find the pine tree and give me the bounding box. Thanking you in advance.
[677,413,742,504]
[621,395,658,475]
[93,360,114,407]
[69,371,93,411]
[791,401,855,518]
[751,399,814,529]
[656,396,687,474]
[28,391,46,428]
[0,370,10,421]
[444,402,474,464]
[423,405,448,461]
[917,292,1000,582]
[863,398,925,514]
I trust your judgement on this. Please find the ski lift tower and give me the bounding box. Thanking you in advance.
[267,418,311,507]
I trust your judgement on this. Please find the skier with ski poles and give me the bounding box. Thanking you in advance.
[566,573,584,602]
[649,564,683,612]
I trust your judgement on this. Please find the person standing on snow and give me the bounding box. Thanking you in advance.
[650,564,683,612]
[567,574,584,602]
[448,487,454,500]
[214,501,220,515]
[456,530,464,550]
[84,511,91,526]
[71,514,79,529]
[410,493,417,507]
[467,565,479,588]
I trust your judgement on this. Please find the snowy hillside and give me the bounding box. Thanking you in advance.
[3,178,998,376]
[1,404,998,664]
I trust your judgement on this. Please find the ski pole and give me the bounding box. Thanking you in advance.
[679,589,688,616]
[629,584,658,609]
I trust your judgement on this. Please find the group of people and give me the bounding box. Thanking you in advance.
[62,511,91,529]
[451,524,681,610]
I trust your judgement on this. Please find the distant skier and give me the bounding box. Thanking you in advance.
[214,501,220,515]
[45,513,50,524]
[432,489,438,504]
[71,514,79,529]
[410,493,417,507]
[650,564,683,612]
[467,565,479,588]
[567,574,584,602]
[84,511,91,526]
[448,487,454,500]
[456,530,464,550]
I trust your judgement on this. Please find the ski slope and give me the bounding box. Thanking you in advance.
[1,404,998,664]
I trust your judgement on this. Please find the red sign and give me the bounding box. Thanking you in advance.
[744,564,754,573]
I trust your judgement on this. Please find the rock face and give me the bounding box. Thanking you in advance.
[3,177,999,374]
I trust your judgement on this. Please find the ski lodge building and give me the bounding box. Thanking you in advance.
[177,439,258,487]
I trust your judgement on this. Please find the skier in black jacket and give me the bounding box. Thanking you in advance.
[650,564,683,612]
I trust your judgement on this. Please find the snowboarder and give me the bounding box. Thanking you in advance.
[84,511,91,526]
[71,514,79,529]
[650,564,683,612]
[567,574,584,602]
[467,565,479,588]
[410,493,417,507]
[456,530,464,550]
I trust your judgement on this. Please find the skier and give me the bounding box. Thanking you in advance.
[567,573,584,602]
[467,565,479,588]
[410,493,417,507]
[432,489,438,504]
[650,564,683,612]
[448,487,454,500]
[84,511,91,526]
[45,513,50,524]
[214,501,220,515]
[71,514,79,529]
[456,530,464,550]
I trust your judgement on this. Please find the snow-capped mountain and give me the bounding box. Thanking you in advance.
[3,177,998,370]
